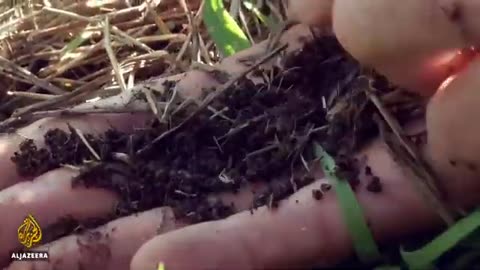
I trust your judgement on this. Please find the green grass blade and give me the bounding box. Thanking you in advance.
[314,143,381,264]
[60,26,94,61]
[401,209,480,270]
[203,0,251,56]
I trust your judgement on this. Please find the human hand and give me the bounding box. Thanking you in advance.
[288,0,480,203]
[1,1,480,269]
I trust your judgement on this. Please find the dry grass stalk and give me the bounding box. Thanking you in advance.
[0,0,277,135]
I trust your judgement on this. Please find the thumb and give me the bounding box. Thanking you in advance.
[332,0,479,96]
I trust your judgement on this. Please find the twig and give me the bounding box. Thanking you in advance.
[0,10,42,36]
[238,8,255,44]
[208,106,234,122]
[52,77,86,86]
[103,17,128,93]
[42,6,93,22]
[112,152,132,165]
[39,42,103,77]
[175,31,193,62]
[364,78,456,225]
[383,127,456,226]
[0,56,65,94]
[137,33,187,43]
[310,125,328,134]
[300,154,310,172]
[218,114,267,141]
[146,0,171,34]
[61,164,82,171]
[0,69,38,85]
[266,0,285,21]
[364,80,442,194]
[111,25,154,53]
[0,104,150,134]
[91,4,144,22]
[244,144,278,160]
[266,20,294,51]
[218,168,234,184]
[170,97,195,116]
[122,50,169,63]
[32,106,152,118]
[0,8,14,22]
[11,75,109,118]
[72,127,101,161]
[178,0,197,60]
[7,91,56,100]
[229,0,241,18]
[213,136,223,154]
[142,87,162,122]
[197,33,213,65]
[161,85,178,122]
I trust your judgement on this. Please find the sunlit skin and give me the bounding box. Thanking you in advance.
[2,1,480,269]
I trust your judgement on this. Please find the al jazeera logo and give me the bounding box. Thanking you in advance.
[10,214,49,261]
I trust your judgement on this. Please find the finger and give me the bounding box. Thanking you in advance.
[0,154,271,269]
[0,113,146,190]
[426,57,480,205]
[132,137,468,270]
[0,168,118,266]
[8,189,268,270]
[175,24,315,99]
[287,0,333,27]
[6,207,177,270]
[332,0,480,96]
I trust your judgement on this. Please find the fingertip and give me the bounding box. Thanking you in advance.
[130,237,168,270]
[377,48,475,96]
[130,228,202,270]
[332,0,471,96]
[131,220,254,270]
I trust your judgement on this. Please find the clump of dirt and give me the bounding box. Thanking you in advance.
[11,34,421,226]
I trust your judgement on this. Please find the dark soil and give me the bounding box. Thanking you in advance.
[11,34,421,229]
[366,176,382,193]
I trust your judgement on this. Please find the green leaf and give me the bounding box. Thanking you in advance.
[203,0,251,56]
[401,209,480,270]
[314,143,381,264]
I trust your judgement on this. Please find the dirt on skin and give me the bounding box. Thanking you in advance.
[11,34,422,229]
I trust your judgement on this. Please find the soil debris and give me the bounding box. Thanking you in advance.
[467,162,477,172]
[320,183,332,193]
[312,189,323,200]
[11,35,421,229]
[365,166,372,176]
[367,176,383,193]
